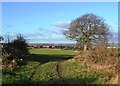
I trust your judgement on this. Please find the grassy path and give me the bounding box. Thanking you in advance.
[28,48,77,84]
[56,61,67,84]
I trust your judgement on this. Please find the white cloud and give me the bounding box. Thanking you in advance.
[52,21,71,29]
[39,27,63,35]
[25,32,46,37]
[28,36,76,44]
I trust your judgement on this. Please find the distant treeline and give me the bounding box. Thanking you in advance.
[28,43,77,50]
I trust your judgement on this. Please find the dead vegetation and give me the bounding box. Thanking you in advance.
[74,43,119,84]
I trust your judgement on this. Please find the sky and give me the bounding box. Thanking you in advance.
[2,2,118,43]
[1,0,119,2]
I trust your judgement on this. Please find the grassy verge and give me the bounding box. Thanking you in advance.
[2,61,40,84]
[60,59,110,84]
[32,62,63,84]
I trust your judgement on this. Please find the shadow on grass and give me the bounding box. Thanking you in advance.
[2,76,98,85]
[18,54,74,66]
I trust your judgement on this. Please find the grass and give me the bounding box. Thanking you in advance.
[2,48,76,85]
[32,62,63,84]
[60,59,110,84]
[25,48,76,64]
[2,48,113,84]
[29,48,76,56]
[2,61,40,84]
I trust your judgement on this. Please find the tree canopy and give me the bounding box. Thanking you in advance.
[64,13,111,51]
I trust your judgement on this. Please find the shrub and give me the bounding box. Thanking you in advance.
[2,34,29,66]
[91,43,118,63]
[75,42,119,72]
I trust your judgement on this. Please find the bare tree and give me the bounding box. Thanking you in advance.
[64,13,111,51]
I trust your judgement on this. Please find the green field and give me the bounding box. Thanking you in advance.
[2,48,113,84]
[29,48,76,55]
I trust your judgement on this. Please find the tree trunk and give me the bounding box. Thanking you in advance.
[83,44,87,52]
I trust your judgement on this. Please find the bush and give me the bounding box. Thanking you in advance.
[91,43,118,63]
[2,34,29,66]
[75,42,119,72]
